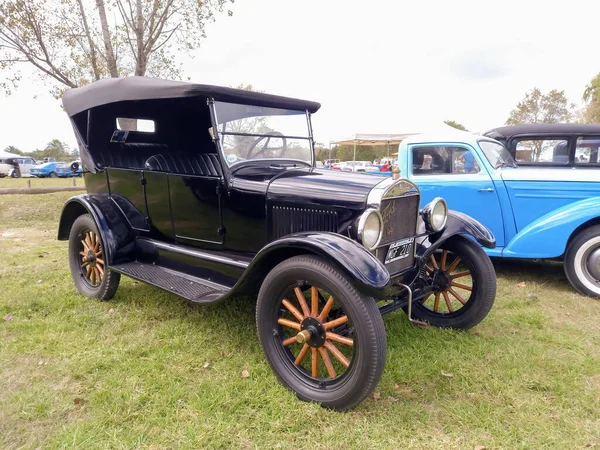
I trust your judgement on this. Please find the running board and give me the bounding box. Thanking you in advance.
[110,261,229,303]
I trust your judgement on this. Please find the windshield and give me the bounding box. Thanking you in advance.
[213,101,313,167]
[478,140,517,168]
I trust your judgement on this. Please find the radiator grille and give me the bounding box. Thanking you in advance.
[377,194,420,275]
[272,206,339,239]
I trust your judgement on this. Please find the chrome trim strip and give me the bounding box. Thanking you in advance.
[366,177,420,208]
[139,238,250,269]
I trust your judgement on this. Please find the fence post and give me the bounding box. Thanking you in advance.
[72,178,76,187]
[27,179,31,189]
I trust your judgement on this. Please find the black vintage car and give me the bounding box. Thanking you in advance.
[58,77,497,410]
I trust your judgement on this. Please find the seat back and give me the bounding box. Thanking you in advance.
[145,153,222,177]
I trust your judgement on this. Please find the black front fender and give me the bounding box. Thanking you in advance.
[417,210,495,260]
[57,194,136,264]
[230,232,391,300]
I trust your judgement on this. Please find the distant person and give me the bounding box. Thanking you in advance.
[379,162,389,172]
[459,151,476,173]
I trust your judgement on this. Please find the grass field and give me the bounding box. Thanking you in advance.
[0,177,83,189]
[1,192,599,449]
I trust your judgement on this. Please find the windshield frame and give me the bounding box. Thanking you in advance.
[477,139,518,169]
[208,99,315,170]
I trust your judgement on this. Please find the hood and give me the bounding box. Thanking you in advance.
[267,168,386,209]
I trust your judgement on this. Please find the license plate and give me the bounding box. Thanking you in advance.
[384,238,414,264]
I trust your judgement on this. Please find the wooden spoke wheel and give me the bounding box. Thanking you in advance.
[410,237,496,330]
[68,214,120,300]
[79,230,105,287]
[256,255,386,411]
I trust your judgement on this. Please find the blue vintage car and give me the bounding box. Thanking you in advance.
[30,161,64,178]
[55,160,83,177]
[397,132,600,297]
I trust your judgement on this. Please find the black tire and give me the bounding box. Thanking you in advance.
[11,169,21,178]
[564,225,600,297]
[256,255,386,411]
[49,172,58,178]
[68,214,120,300]
[410,237,496,329]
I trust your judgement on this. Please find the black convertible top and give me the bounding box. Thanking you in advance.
[62,76,321,118]
[484,123,600,139]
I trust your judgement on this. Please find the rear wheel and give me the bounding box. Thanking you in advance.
[256,255,386,411]
[68,214,120,300]
[49,171,58,178]
[11,169,21,178]
[564,225,600,297]
[411,237,496,329]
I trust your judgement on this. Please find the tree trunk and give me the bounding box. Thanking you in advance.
[77,0,100,80]
[134,0,146,76]
[95,0,118,77]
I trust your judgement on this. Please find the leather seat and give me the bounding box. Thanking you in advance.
[145,153,222,177]
[99,143,168,169]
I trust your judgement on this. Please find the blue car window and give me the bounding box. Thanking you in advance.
[412,146,479,175]
[575,136,600,164]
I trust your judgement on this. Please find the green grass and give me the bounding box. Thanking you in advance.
[1,192,599,449]
[0,177,83,189]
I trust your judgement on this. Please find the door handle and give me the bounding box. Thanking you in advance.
[478,188,494,192]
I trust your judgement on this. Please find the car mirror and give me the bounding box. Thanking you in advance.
[70,161,80,173]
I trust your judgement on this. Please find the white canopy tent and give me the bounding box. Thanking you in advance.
[0,150,20,159]
[330,123,470,162]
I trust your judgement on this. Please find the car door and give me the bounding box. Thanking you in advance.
[21,158,34,176]
[408,143,506,247]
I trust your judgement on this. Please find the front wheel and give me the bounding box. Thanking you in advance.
[49,171,58,178]
[564,225,600,297]
[11,169,21,178]
[411,237,496,329]
[256,255,386,411]
[68,214,120,300]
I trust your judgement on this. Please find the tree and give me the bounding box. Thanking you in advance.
[3,145,24,155]
[506,87,575,125]
[444,120,468,131]
[582,73,600,124]
[0,0,234,96]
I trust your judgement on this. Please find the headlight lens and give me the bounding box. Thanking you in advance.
[358,208,383,250]
[423,197,448,232]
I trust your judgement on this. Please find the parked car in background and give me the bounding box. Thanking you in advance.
[397,132,600,297]
[341,160,380,172]
[484,124,600,167]
[56,160,83,177]
[30,161,64,178]
[0,157,18,178]
[57,76,497,410]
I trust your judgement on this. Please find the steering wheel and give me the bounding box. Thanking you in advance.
[246,131,287,159]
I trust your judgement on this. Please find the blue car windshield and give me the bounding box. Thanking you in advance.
[478,140,517,168]
[213,101,313,167]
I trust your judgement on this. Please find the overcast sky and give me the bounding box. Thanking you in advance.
[1,0,599,152]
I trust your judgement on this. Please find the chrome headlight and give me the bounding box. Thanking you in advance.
[422,197,448,232]
[357,208,383,250]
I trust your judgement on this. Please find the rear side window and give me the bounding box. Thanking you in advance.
[575,136,600,164]
[513,138,568,164]
[116,118,155,133]
[412,146,480,175]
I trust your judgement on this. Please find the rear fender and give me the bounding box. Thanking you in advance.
[503,197,600,258]
[230,232,391,299]
[57,194,136,264]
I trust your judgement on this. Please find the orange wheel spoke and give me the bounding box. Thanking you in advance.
[96,258,104,265]
[79,251,86,257]
[446,257,462,273]
[294,287,311,317]
[81,240,89,251]
[311,348,318,377]
[81,262,87,268]
[311,286,318,317]
[451,281,472,291]
[282,336,297,346]
[323,315,348,330]
[294,343,310,366]
[94,238,100,252]
[318,346,336,378]
[91,267,96,285]
[85,265,92,279]
[419,294,431,304]
[325,332,354,346]
[433,292,441,312]
[282,299,304,322]
[430,255,439,270]
[443,291,454,312]
[448,287,466,305]
[440,250,447,270]
[324,341,349,367]
[96,250,103,257]
[450,270,470,279]
[317,295,335,322]
[425,265,434,274]
[278,318,301,331]
[96,264,105,276]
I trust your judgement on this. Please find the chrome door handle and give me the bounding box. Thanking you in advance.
[478,188,494,192]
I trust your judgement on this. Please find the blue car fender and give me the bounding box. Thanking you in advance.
[502,197,600,259]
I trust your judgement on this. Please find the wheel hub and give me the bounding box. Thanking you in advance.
[432,269,450,291]
[587,246,600,280]
[87,250,97,267]
[299,317,326,348]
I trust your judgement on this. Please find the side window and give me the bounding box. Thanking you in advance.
[514,138,569,164]
[115,118,155,133]
[575,136,600,164]
[412,146,479,175]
